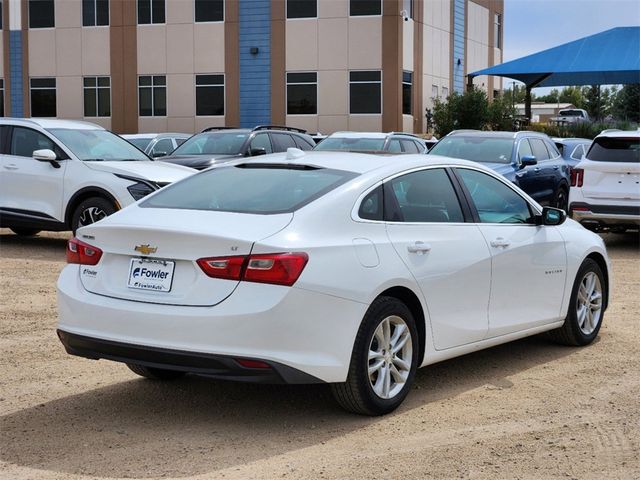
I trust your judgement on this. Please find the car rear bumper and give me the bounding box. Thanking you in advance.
[57,329,322,384]
[569,202,640,230]
[57,265,367,383]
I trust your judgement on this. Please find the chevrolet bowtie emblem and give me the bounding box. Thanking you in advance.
[135,244,157,255]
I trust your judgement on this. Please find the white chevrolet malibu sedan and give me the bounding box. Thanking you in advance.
[57,150,611,415]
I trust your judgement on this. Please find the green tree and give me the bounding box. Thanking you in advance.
[558,86,584,108]
[611,84,640,122]
[432,89,490,137]
[487,93,517,131]
[582,85,602,120]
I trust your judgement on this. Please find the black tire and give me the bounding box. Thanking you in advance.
[71,196,116,234]
[554,184,569,212]
[10,228,41,236]
[547,258,605,346]
[331,296,419,416]
[127,364,186,380]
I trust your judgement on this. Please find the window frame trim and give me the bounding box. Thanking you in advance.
[83,76,112,118]
[285,71,318,116]
[29,77,57,117]
[138,75,167,117]
[348,69,383,116]
[194,73,226,117]
[28,0,56,29]
[137,0,167,25]
[82,0,110,28]
[193,0,225,24]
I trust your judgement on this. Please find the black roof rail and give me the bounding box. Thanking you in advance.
[201,126,240,133]
[252,125,307,134]
[389,131,422,139]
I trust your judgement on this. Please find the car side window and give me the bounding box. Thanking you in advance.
[413,140,425,152]
[271,133,297,152]
[529,138,550,161]
[401,139,419,153]
[10,127,57,158]
[386,168,464,223]
[456,168,533,224]
[293,135,313,151]
[358,185,383,221]
[517,139,533,161]
[151,138,173,156]
[249,133,273,154]
[175,138,187,147]
[387,139,402,153]
[571,145,585,160]
[545,140,560,158]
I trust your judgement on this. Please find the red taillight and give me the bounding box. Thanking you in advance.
[67,238,103,265]
[235,359,271,369]
[196,255,245,281]
[196,252,308,287]
[570,168,584,187]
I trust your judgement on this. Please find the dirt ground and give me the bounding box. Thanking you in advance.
[0,228,638,480]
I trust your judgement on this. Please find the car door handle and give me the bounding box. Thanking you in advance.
[553,165,559,170]
[407,241,432,254]
[490,237,511,248]
[3,164,19,170]
[533,167,541,173]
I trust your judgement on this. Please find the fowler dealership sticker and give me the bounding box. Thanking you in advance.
[128,258,175,292]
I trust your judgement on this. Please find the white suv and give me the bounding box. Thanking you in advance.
[569,130,640,232]
[0,119,195,235]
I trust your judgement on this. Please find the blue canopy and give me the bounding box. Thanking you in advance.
[469,26,640,87]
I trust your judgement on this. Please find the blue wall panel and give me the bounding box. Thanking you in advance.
[239,0,271,127]
[9,31,24,117]
[453,0,465,93]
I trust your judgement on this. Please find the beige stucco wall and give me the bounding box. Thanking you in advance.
[284,13,382,134]
[423,0,451,113]
[137,0,224,133]
[467,1,489,91]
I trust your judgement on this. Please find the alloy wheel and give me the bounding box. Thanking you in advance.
[78,206,108,227]
[576,271,602,335]
[368,315,413,400]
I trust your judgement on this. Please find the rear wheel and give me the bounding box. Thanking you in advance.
[331,296,418,415]
[10,228,41,236]
[554,185,569,212]
[127,364,186,380]
[547,258,605,346]
[71,196,116,234]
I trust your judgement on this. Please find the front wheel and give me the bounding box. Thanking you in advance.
[547,258,605,346]
[71,196,116,234]
[331,296,419,415]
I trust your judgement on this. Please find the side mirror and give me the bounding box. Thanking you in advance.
[520,155,537,167]
[33,149,61,168]
[539,206,566,226]
[152,151,168,158]
[249,148,267,157]
[33,149,57,162]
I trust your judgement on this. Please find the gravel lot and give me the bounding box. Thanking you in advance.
[0,228,638,480]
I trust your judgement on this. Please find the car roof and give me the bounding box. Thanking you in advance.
[447,130,551,140]
[123,132,190,139]
[242,150,485,176]
[325,131,422,140]
[0,117,104,130]
[595,130,640,139]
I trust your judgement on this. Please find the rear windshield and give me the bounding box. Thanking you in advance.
[429,136,514,164]
[558,110,583,117]
[141,164,358,214]
[587,137,640,163]
[171,132,249,156]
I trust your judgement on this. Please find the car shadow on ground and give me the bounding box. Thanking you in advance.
[0,230,69,261]
[0,335,583,478]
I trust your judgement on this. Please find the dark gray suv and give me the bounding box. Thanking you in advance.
[160,126,316,170]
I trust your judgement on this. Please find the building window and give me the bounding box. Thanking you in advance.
[138,76,166,116]
[84,77,111,117]
[0,79,4,117]
[83,0,109,26]
[350,0,381,16]
[287,0,317,19]
[442,87,449,99]
[286,72,317,115]
[431,85,438,99]
[402,71,412,115]
[29,0,55,28]
[196,74,224,116]
[138,0,165,24]
[494,13,502,48]
[349,71,381,114]
[30,78,57,117]
[195,0,223,22]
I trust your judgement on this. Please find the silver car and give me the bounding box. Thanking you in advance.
[122,133,191,158]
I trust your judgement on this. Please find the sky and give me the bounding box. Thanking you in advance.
[503,0,640,93]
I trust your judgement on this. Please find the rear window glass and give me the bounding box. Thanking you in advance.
[314,137,385,153]
[429,136,514,164]
[587,137,640,163]
[141,164,358,214]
